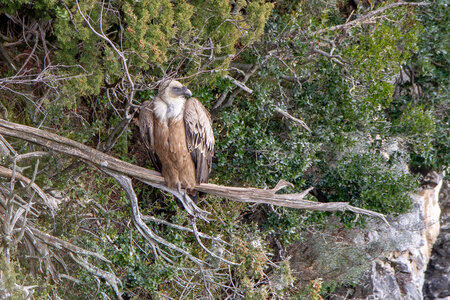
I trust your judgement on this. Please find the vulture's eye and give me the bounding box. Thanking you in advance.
[172,87,181,92]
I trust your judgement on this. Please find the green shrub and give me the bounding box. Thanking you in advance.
[318,153,417,215]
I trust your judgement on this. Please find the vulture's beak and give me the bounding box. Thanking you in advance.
[183,87,192,98]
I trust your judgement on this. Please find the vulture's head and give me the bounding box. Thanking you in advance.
[158,80,192,104]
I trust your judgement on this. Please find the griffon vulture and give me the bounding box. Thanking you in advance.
[138,80,214,201]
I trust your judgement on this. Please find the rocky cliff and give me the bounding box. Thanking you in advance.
[333,172,444,299]
[424,180,449,299]
[287,172,444,299]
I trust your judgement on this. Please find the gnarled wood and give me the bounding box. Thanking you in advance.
[0,119,388,223]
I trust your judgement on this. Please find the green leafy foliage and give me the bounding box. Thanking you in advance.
[318,153,417,214]
[214,89,315,188]
[0,0,444,298]
[391,0,449,171]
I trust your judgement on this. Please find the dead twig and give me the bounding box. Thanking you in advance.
[69,253,122,299]
[29,227,111,264]
[75,0,135,118]
[191,219,238,265]
[104,169,207,266]
[313,2,430,35]
[211,51,275,118]
[0,165,58,211]
[223,75,253,94]
[142,215,231,246]
[274,106,311,133]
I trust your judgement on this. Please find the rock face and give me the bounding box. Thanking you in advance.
[326,172,444,299]
[286,172,444,299]
[355,173,443,300]
[424,180,449,299]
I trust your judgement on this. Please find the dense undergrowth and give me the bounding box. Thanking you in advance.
[0,0,447,298]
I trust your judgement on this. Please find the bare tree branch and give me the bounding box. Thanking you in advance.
[29,226,112,264]
[0,165,58,211]
[0,44,16,71]
[313,2,430,35]
[223,75,253,94]
[211,51,275,118]
[311,48,345,66]
[69,253,122,299]
[142,215,231,246]
[0,146,119,297]
[103,169,207,266]
[191,219,238,266]
[75,0,135,118]
[274,106,311,133]
[0,119,388,223]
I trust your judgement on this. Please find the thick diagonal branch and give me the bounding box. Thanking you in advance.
[0,119,388,223]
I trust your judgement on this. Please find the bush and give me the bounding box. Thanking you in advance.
[0,0,442,298]
[318,153,417,215]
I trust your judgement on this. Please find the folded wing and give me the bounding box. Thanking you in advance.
[184,98,215,184]
[138,100,162,171]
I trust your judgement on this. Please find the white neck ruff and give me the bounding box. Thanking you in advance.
[153,98,185,122]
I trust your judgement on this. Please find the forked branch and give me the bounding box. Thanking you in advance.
[103,169,207,266]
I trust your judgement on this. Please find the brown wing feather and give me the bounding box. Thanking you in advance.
[184,98,215,184]
[138,101,162,171]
